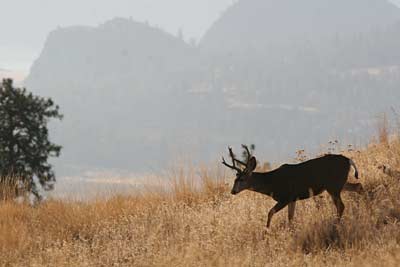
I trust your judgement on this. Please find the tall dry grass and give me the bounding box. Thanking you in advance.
[1,139,400,266]
[0,176,29,202]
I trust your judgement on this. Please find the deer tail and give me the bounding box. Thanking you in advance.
[349,159,359,179]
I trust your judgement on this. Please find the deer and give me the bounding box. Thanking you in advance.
[222,145,363,228]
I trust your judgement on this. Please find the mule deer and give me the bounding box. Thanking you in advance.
[222,145,363,228]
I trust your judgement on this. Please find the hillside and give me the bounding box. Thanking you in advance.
[1,139,400,266]
[200,0,400,53]
[26,18,202,174]
[25,2,400,176]
[28,18,197,92]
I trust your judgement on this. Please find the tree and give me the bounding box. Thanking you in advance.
[0,79,62,200]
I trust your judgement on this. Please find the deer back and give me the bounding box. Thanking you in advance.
[251,154,352,202]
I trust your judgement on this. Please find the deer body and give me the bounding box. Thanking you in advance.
[222,146,363,228]
[248,155,352,202]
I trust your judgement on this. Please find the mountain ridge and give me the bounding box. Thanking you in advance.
[25,2,400,175]
[200,0,400,54]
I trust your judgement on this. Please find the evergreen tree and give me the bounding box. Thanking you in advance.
[0,79,62,200]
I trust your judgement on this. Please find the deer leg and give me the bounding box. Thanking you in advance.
[288,201,296,223]
[267,201,289,228]
[329,192,345,218]
[343,182,364,194]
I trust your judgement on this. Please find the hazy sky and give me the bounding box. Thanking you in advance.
[0,0,234,71]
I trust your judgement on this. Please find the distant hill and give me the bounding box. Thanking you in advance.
[26,4,400,176]
[27,18,197,96]
[201,0,400,54]
[26,18,203,174]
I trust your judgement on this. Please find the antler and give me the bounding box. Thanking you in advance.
[225,145,253,167]
[222,147,242,173]
[233,157,247,167]
[242,144,252,163]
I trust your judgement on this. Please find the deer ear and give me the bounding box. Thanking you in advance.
[247,156,257,172]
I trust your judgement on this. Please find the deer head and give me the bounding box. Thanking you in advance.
[222,145,257,195]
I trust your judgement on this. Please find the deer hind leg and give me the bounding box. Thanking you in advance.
[329,192,345,218]
[267,201,289,228]
[288,201,296,223]
[343,182,364,194]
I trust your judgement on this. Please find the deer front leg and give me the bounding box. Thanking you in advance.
[267,201,290,228]
[288,201,296,223]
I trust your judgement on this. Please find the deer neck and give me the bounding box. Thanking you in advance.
[247,172,274,196]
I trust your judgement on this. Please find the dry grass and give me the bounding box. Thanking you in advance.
[1,140,400,266]
[378,113,390,145]
[0,176,28,202]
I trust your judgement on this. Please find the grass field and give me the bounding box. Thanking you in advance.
[1,138,400,266]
